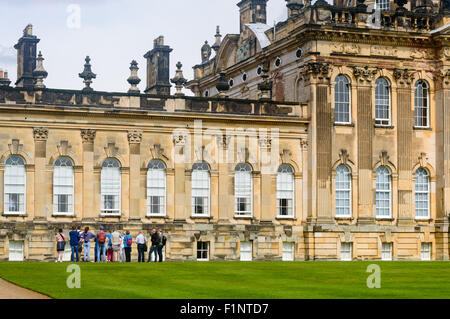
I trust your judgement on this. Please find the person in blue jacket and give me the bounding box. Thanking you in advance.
[69,225,80,262]
[123,231,132,262]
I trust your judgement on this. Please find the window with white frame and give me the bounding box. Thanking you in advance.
[415,168,430,219]
[341,242,352,261]
[382,242,393,261]
[240,241,253,261]
[376,166,392,218]
[4,155,26,214]
[197,242,209,261]
[282,242,294,261]
[192,162,210,216]
[335,165,352,217]
[9,241,24,261]
[414,80,429,128]
[375,0,390,10]
[421,243,431,261]
[277,164,294,218]
[375,77,391,126]
[334,75,351,124]
[147,159,166,216]
[235,163,253,217]
[53,157,74,215]
[101,158,121,215]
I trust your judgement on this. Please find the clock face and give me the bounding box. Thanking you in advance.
[237,42,251,63]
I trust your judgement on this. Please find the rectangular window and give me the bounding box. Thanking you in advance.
[282,242,294,261]
[102,194,120,214]
[240,241,253,261]
[197,242,209,261]
[421,243,431,261]
[9,241,24,261]
[382,243,393,261]
[341,242,352,261]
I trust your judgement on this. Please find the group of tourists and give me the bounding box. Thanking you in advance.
[55,226,167,263]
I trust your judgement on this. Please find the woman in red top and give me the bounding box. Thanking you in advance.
[55,229,66,262]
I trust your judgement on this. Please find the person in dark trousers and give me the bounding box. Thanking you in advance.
[157,229,166,262]
[123,231,132,262]
[148,228,160,262]
[69,225,80,262]
[135,231,147,263]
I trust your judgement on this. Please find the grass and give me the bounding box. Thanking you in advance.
[0,261,449,299]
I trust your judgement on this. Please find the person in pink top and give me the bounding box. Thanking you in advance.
[55,229,66,262]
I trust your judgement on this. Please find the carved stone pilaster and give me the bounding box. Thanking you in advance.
[33,127,48,141]
[393,68,416,88]
[299,62,330,85]
[127,130,143,144]
[353,66,379,86]
[80,129,96,144]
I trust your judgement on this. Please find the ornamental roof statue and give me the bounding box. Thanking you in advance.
[201,41,212,64]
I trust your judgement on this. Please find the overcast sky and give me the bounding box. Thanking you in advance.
[0,0,293,94]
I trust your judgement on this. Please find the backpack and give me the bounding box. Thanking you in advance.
[126,235,132,246]
[98,231,106,243]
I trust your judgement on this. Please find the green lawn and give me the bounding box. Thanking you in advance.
[0,261,449,299]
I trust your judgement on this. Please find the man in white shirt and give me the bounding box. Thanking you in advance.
[135,232,147,263]
[111,230,122,262]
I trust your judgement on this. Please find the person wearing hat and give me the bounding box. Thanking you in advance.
[96,226,107,263]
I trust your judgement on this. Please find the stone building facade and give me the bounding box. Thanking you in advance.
[0,0,449,262]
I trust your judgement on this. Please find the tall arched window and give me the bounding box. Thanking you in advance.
[147,159,166,216]
[4,155,26,214]
[335,165,351,217]
[415,168,430,219]
[375,77,391,126]
[277,164,294,217]
[235,163,253,217]
[334,75,351,124]
[375,166,392,218]
[101,158,121,215]
[192,162,210,216]
[375,0,390,10]
[53,157,74,215]
[414,80,429,128]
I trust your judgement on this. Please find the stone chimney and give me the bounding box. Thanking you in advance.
[144,36,173,96]
[14,24,40,88]
[237,0,268,33]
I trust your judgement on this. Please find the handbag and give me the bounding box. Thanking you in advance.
[143,243,148,252]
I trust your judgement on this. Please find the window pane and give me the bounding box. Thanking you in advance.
[4,156,26,213]
[376,166,391,217]
[414,81,429,127]
[415,168,430,218]
[277,165,294,217]
[101,160,121,214]
[335,75,350,123]
[192,163,210,216]
[335,165,351,217]
[235,164,252,216]
[53,158,74,214]
[375,78,390,125]
[147,161,166,216]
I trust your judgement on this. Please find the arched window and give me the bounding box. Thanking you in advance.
[334,75,351,124]
[375,0,390,10]
[101,158,121,215]
[414,80,429,128]
[192,162,210,216]
[277,164,294,217]
[4,155,26,214]
[53,157,74,215]
[147,160,166,216]
[415,168,430,219]
[235,163,253,217]
[375,78,391,126]
[335,165,351,217]
[375,166,391,218]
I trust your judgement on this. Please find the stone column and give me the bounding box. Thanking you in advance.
[217,135,231,222]
[259,135,273,222]
[33,127,48,220]
[436,69,450,260]
[394,69,415,225]
[81,129,96,220]
[173,134,187,221]
[300,138,309,222]
[299,62,332,224]
[353,66,378,223]
[128,130,142,221]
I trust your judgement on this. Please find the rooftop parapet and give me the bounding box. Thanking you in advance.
[0,86,308,119]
